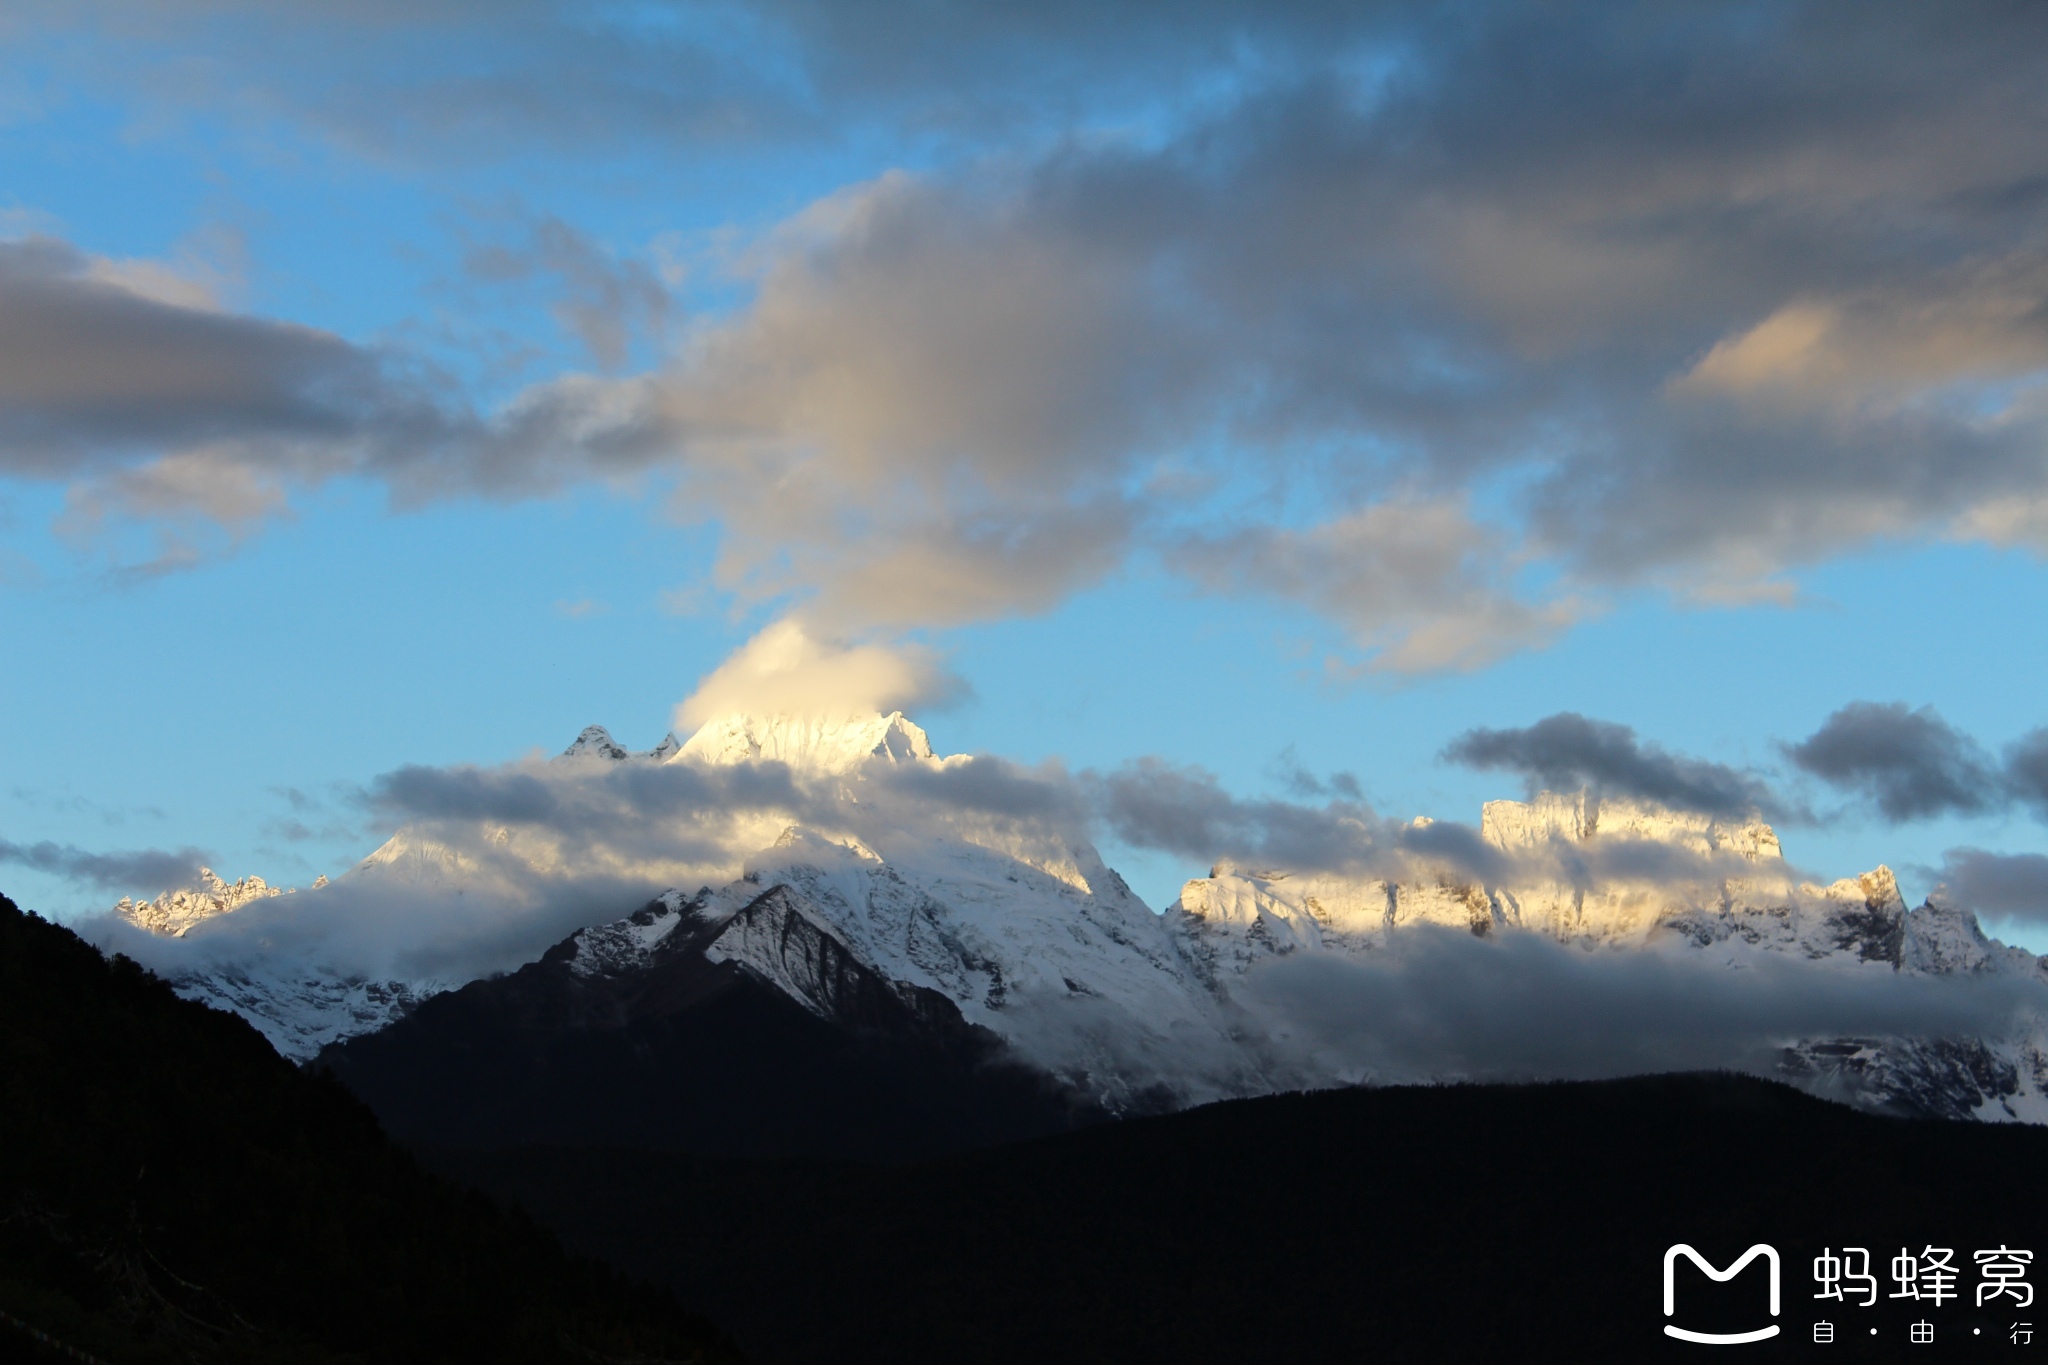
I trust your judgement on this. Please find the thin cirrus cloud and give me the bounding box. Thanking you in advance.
[5,4,2048,665]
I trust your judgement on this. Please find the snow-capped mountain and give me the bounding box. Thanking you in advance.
[115,867,326,937]
[1168,794,2048,1120]
[676,711,935,769]
[105,710,2048,1127]
[319,878,1102,1158]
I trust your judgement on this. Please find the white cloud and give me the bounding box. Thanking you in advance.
[676,617,966,728]
[1169,500,1579,673]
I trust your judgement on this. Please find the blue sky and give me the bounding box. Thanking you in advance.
[4,2,2048,945]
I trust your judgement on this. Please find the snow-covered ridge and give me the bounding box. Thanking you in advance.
[676,711,935,773]
[560,724,679,762]
[557,712,934,775]
[100,709,2048,1122]
[115,867,327,938]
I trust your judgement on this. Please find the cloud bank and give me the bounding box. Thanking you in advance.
[1443,712,1777,820]
[1247,926,2039,1085]
[0,836,211,892]
[1787,702,2048,824]
[1935,849,2048,926]
[7,3,2048,663]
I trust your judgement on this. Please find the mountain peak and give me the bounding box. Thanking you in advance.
[562,724,631,761]
[676,711,937,774]
[115,868,286,938]
[1480,787,1781,861]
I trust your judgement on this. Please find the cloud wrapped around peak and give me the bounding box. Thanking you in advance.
[675,619,968,728]
[1442,712,1778,820]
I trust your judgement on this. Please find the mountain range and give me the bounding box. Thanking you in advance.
[100,710,2048,1142]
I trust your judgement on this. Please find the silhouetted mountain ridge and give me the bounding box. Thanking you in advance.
[0,892,738,1365]
[438,1071,2048,1364]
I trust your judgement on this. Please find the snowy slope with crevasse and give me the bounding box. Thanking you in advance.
[104,711,2048,1121]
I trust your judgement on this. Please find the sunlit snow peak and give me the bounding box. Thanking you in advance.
[676,710,937,774]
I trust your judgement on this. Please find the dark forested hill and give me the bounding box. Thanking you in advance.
[0,893,739,1365]
[439,1072,2048,1364]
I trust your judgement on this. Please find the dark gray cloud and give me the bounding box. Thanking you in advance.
[364,765,565,825]
[1934,848,2048,924]
[0,236,434,475]
[1443,712,1776,819]
[0,836,211,892]
[870,755,1086,826]
[1785,702,2002,821]
[1093,757,1374,874]
[0,231,690,572]
[2004,729,2048,819]
[357,756,814,866]
[1089,757,1514,885]
[1247,924,2037,1084]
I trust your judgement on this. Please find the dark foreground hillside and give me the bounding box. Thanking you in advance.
[0,894,739,1365]
[440,1073,2048,1363]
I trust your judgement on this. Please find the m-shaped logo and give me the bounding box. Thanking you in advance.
[1663,1244,1781,1344]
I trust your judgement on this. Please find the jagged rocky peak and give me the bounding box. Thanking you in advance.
[116,866,299,938]
[1175,788,1807,951]
[559,713,940,773]
[561,724,632,761]
[1831,864,1905,914]
[677,711,937,774]
[560,725,687,763]
[1481,788,1782,862]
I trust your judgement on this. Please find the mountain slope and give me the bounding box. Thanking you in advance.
[437,1071,2048,1364]
[102,711,2048,1126]
[0,892,738,1365]
[317,883,1103,1159]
